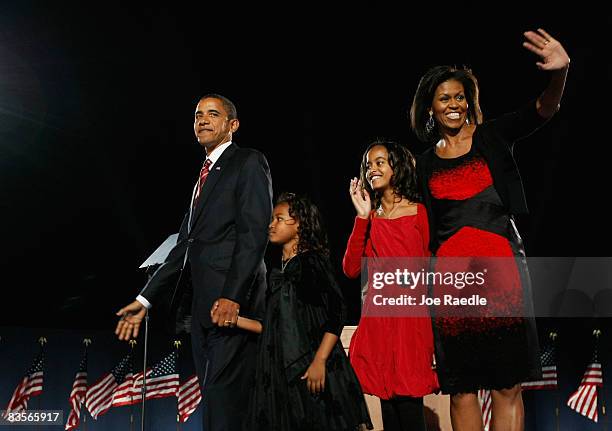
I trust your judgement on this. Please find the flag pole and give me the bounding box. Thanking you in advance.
[593,329,607,431]
[549,332,560,431]
[37,337,46,413]
[603,396,608,431]
[604,387,608,430]
[82,338,91,431]
[174,340,182,431]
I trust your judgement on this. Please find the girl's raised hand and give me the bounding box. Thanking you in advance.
[349,178,371,219]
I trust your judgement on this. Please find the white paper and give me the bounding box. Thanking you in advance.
[139,233,179,268]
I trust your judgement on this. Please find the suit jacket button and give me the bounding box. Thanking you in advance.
[188,238,194,243]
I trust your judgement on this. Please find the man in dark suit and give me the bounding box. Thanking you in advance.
[115,93,272,430]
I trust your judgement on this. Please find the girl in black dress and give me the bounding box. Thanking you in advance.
[237,192,372,431]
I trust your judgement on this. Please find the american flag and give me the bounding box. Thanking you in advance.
[477,389,492,431]
[4,350,44,415]
[112,351,179,405]
[567,347,603,422]
[142,351,179,400]
[65,351,88,430]
[521,342,558,390]
[85,354,133,419]
[178,374,202,423]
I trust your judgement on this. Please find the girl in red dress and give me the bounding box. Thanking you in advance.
[343,140,438,431]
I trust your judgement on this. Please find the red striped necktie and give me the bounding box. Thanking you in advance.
[193,158,212,207]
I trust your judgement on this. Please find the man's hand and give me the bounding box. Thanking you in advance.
[115,301,146,340]
[210,298,240,328]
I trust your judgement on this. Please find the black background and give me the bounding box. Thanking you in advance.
[1,4,609,331]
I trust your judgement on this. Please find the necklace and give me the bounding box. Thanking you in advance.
[376,203,399,219]
[281,254,297,272]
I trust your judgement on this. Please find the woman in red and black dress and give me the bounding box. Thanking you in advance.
[343,140,438,431]
[410,29,570,431]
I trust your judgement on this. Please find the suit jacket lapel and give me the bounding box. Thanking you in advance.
[190,143,238,230]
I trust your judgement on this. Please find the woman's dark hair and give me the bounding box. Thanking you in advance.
[409,65,483,143]
[359,139,420,210]
[276,192,329,256]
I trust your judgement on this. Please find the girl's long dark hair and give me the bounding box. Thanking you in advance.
[359,139,420,210]
[276,192,329,256]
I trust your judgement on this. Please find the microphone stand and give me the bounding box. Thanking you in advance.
[141,308,149,431]
[140,264,158,431]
